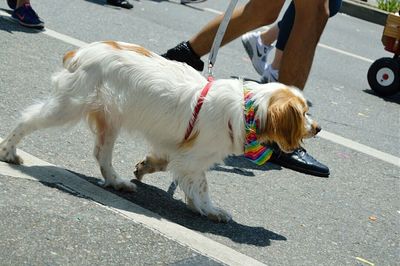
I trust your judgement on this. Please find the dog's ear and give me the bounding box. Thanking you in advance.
[261,90,306,151]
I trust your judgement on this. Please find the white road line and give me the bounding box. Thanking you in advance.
[317,43,374,63]
[1,10,398,167]
[201,8,223,15]
[44,28,88,47]
[0,144,266,266]
[319,131,400,167]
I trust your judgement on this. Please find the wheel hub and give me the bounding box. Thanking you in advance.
[376,68,395,86]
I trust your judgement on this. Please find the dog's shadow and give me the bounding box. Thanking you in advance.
[213,155,282,176]
[8,163,286,247]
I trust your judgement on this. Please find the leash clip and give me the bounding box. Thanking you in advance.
[207,63,214,81]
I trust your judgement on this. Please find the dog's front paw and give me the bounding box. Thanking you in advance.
[133,160,147,181]
[133,156,168,181]
[0,145,23,165]
[207,208,232,223]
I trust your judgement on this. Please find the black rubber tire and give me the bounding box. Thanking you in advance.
[367,57,400,96]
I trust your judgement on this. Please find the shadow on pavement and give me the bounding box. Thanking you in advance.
[362,88,400,104]
[213,155,282,177]
[7,163,287,247]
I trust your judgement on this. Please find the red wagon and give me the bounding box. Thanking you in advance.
[368,12,400,96]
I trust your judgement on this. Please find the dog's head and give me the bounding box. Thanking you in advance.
[254,84,320,153]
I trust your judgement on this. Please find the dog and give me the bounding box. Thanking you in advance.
[0,41,320,222]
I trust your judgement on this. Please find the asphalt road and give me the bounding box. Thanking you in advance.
[0,0,399,265]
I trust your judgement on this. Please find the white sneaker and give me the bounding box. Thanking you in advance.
[260,64,279,84]
[241,31,274,75]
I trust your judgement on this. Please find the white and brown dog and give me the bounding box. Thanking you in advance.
[0,41,320,222]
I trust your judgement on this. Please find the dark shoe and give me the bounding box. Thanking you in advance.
[107,0,133,9]
[11,3,44,29]
[162,41,205,71]
[7,0,16,9]
[270,145,330,177]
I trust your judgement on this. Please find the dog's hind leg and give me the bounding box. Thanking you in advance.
[91,111,136,192]
[175,171,232,223]
[133,154,168,181]
[0,98,84,165]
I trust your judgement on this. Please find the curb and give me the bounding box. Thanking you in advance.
[341,0,389,26]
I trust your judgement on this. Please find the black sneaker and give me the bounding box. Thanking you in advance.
[162,41,205,71]
[107,0,133,9]
[269,144,330,177]
[11,3,44,29]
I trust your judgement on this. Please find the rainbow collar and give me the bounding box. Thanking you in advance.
[243,89,272,165]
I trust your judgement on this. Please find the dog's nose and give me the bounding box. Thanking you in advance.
[315,125,321,134]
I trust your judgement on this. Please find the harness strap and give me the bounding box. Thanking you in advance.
[184,76,214,140]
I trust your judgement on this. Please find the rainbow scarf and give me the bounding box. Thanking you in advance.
[243,89,273,165]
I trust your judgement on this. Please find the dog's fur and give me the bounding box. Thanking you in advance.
[0,41,320,222]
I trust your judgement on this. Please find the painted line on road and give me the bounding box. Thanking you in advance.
[317,43,373,63]
[0,141,266,266]
[319,130,399,167]
[44,28,88,47]
[201,7,223,15]
[0,9,398,167]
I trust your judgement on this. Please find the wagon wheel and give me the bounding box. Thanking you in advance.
[367,57,400,96]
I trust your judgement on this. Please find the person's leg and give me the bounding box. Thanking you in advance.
[189,0,284,57]
[163,0,284,71]
[279,0,330,89]
[275,0,342,60]
[246,0,326,82]
[15,0,29,8]
[259,24,279,46]
[261,0,341,84]
[271,48,282,70]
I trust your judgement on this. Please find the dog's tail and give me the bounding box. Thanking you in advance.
[62,49,79,72]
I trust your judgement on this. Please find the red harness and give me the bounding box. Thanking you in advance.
[184,77,214,140]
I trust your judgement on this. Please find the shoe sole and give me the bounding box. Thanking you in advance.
[270,157,330,177]
[11,16,44,29]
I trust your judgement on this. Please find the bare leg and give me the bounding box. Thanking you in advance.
[91,111,135,192]
[279,0,329,89]
[16,0,29,8]
[133,154,168,181]
[271,48,283,70]
[189,0,284,56]
[260,24,279,46]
